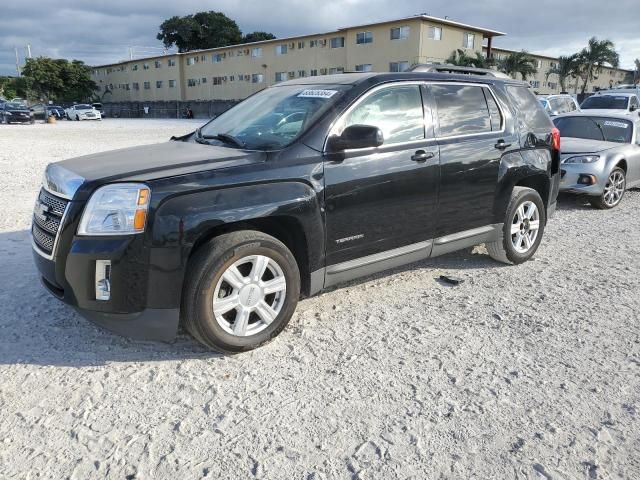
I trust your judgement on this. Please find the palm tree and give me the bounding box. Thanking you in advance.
[575,37,619,94]
[545,55,579,92]
[497,51,538,81]
[446,49,494,69]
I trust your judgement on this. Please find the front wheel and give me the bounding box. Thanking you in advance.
[589,167,626,209]
[182,231,300,353]
[487,187,546,265]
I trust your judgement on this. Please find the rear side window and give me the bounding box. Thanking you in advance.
[432,84,498,137]
[505,85,552,131]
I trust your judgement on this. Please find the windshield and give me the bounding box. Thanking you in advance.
[5,102,26,109]
[75,104,92,110]
[553,116,633,143]
[199,84,351,150]
[581,96,629,110]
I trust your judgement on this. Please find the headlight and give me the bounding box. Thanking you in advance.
[563,155,600,164]
[78,183,150,235]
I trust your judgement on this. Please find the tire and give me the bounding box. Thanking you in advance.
[589,167,626,209]
[182,231,301,353]
[75,115,80,121]
[487,186,546,265]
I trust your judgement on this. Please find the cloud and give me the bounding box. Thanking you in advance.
[1,0,637,76]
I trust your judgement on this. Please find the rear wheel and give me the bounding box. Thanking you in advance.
[182,231,300,353]
[589,167,626,209]
[487,187,546,265]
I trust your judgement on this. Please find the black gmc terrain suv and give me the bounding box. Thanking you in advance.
[32,66,560,352]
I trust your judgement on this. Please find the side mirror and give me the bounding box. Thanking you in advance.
[630,105,637,112]
[327,124,384,152]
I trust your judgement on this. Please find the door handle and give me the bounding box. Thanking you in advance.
[411,150,435,162]
[495,139,512,150]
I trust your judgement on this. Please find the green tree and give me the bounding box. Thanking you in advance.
[446,49,494,68]
[21,57,64,100]
[574,37,619,94]
[242,32,276,43]
[157,11,243,52]
[545,55,579,92]
[497,51,538,80]
[20,57,96,102]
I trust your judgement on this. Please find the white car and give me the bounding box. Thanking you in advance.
[65,104,102,121]
[580,92,640,116]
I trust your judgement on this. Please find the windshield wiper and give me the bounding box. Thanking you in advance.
[201,132,246,148]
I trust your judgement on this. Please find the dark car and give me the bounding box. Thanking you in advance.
[31,104,66,120]
[32,67,560,352]
[1,102,34,124]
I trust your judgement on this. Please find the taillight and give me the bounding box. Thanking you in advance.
[551,127,561,151]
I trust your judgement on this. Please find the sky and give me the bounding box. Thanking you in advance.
[1,0,638,76]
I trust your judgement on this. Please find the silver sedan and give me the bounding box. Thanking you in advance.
[553,112,640,209]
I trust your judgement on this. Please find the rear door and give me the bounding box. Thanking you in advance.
[428,82,515,237]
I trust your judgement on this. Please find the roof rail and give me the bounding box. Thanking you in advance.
[408,63,511,79]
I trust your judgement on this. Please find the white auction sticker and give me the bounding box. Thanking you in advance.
[603,121,629,128]
[297,89,338,99]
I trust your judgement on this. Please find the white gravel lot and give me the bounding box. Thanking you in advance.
[0,119,639,479]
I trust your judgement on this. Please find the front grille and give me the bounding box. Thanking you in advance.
[32,188,69,256]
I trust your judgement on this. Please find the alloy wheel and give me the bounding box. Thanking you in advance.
[510,200,540,254]
[212,255,287,337]
[603,170,625,207]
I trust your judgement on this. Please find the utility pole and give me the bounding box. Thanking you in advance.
[27,44,32,59]
[15,48,21,76]
[129,47,133,60]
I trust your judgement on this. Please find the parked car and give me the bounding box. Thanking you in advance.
[553,112,640,209]
[538,94,580,117]
[92,102,106,118]
[65,104,101,121]
[580,92,640,116]
[31,104,66,120]
[32,69,560,352]
[1,101,34,124]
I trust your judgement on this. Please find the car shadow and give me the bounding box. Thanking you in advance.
[0,229,220,367]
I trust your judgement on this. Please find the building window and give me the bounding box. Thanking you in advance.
[213,53,224,63]
[213,77,224,85]
[275,72,287,82]
[389,61,410,72]
[329,67,345,74]
[355,64,373,72]
[132,64,138,71]
[143,81,150,89]
[330,37,345,48]
[187,79,197,87]
[310,69,318,76]
[132,82,139,90]
[428,26,442,41]
[155,61,161,68]
[390,26,410,40]
[201,55,206,62]
[356,32,373,44]
[530,80,540,88]
[275,45,288,55]
[168,59,176,67]
[251,47,262,58]
[168,80,176,88]
[298,41,305,49]
[187,57,197,65]
[463,33,475,49]
[298,70,307,77]
[536,59,543,69]
[310,40,318,48]
[201,77,207,84]
[252,73,264,83]
[156,80,163,88]
[143,63,149,70]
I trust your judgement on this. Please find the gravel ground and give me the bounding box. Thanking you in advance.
[0,119,639,479]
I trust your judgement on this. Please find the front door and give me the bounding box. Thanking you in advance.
[323,82,440,267]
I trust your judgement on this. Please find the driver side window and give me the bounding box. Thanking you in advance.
[340,84,425,145]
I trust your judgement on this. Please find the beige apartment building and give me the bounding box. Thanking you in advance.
[92,15,632,103]
[92,15,505,102]
[484,46,632,95]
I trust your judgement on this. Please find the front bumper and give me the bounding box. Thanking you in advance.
[6,115,33,123]
[559,163,606,195]
[33,234,180,342]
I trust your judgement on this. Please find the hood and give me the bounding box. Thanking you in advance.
[49,140,266,198]
[561,137,622,154]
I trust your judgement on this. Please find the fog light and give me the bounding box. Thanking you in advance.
[95,260,111,301]
[578,175,596,185]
